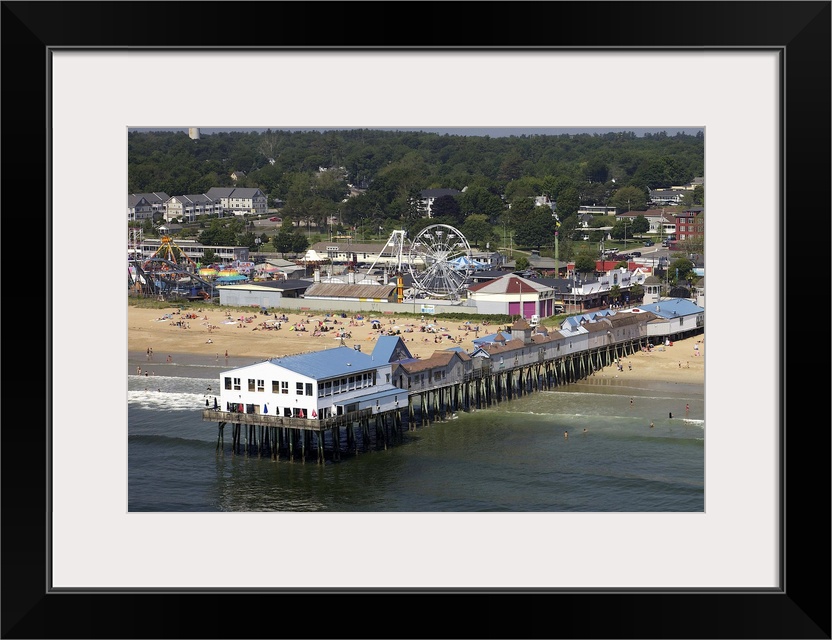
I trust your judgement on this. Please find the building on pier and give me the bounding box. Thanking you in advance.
[205,302,704,462]
[392,347,470,393]
[218,341,405,420]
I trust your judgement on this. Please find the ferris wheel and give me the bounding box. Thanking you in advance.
[407,224,472,298]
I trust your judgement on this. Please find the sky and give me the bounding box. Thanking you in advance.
[129,127,704,137]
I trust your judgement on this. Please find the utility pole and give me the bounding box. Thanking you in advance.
[552,211,560,277]
[625,199,630,252]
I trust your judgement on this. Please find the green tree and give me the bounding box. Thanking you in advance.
[555,187,580,219]
[273,225,295,255]
[610,219,630,241]
[514,256,530,271]
[668,257,695,285]
[430,194,463,225]
[573,252,596,275]
[513,205,557,251]
[680,185,705,208]
[460,214,495,248]
[457,186,506,221]
[291,230,309,254]
[632,214,650,235]
[609,285,622,305]
[504,177,542,204]
[609,185,648,211]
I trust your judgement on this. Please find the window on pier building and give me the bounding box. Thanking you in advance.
[257,379,265,392]
[281,381,289,394]
[224,377,232,390]
[232,377,241,391]
[248,379,256,392]
[296,382,304,395]
[305,383,313,396]
[272,380,280,393]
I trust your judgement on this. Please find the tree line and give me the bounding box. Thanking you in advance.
[129,128,704,259]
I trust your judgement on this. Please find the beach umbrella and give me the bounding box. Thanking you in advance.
[199,267,218,278]
[217,269,238,277]
[216,274,248,282]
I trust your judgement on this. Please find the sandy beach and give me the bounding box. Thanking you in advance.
[128,303,704,384]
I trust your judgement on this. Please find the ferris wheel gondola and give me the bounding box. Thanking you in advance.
[407,224,472,299]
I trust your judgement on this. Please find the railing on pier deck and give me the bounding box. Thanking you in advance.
[202,407,373,430]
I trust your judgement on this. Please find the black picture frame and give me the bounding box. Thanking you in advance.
[3,2,829,638]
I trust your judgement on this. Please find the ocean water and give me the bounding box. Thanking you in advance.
[128,355,704,512]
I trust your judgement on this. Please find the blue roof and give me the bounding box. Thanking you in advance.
[268,346,381,379]
[636,298,703,318]
[371,335,413,363]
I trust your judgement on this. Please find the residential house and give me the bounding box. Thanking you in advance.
[205,187,268,217]
[128,192,169,220]
[164,194,222,222]
[128,195,154,221]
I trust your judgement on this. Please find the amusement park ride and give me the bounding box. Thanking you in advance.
[362,224,475,300]
[130,235,214,299]
[130,224,480,302]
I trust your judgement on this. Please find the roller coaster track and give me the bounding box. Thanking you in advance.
[130,258,217,298]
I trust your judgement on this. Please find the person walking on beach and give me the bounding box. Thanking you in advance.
[650,421,654,429]
[564,430,568,439]
[685,403,690,415]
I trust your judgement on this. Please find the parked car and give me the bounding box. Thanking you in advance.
[644,240,654,246]
[269,216,281,222]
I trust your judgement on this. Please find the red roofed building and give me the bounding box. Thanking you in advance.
[466,274,557,320]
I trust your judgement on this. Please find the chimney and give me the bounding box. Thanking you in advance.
[348,270,355,284]
[383,270,389,285]
[314,269,320,282]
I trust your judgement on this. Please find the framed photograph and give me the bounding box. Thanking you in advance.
[6,1,829,638]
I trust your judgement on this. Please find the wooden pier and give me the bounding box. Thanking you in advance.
[204,337,650,464]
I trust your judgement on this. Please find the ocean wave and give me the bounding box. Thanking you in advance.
[128,390,218,412]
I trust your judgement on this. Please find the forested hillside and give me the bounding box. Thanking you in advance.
[129,128,703,255]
